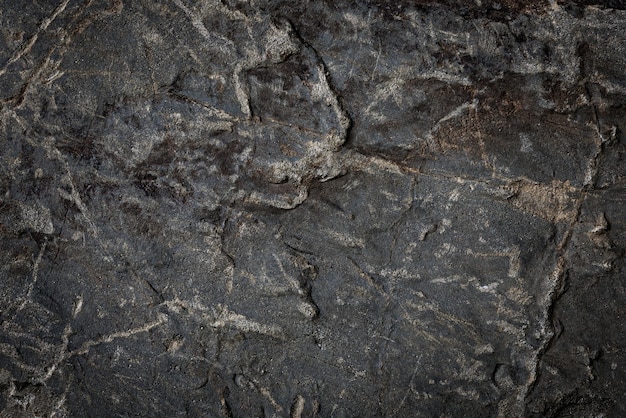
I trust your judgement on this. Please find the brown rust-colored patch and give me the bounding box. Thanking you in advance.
[433,112,482,156]
[505,179,580,223]
[542,78,588,114]
[279,143,299,157]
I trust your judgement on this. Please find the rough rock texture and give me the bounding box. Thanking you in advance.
[0,1,625,417]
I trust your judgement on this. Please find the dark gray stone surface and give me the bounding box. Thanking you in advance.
[0,1,624,417]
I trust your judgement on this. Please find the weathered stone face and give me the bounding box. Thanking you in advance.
[0,1,624,417]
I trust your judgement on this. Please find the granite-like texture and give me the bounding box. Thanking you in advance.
[0,1,624,417]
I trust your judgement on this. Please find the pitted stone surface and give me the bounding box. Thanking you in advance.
[0,1,625,417]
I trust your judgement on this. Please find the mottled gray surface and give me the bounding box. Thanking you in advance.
[0,1,625,417]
